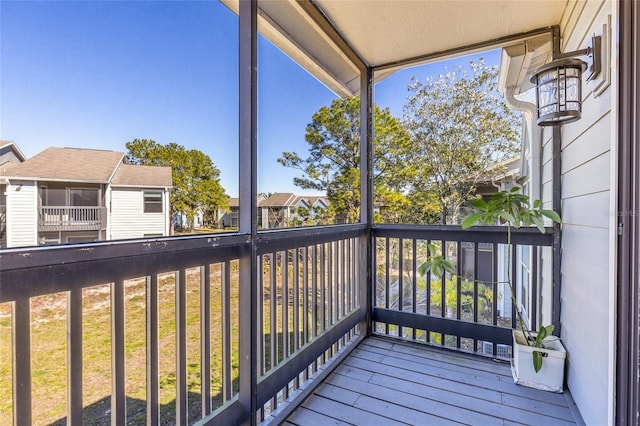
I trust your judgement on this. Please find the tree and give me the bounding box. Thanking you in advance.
[126,139,229,232]
[402,59,520,224]
[278,97,413,223]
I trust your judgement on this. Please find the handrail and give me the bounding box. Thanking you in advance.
[0,226,364,424]
[370,224,554,357]
[373,223,554,246]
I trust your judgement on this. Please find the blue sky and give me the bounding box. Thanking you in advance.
[1,1,500,197]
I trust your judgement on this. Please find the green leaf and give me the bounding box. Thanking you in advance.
[531,215,545,234]
[499,211,515,224]
[432,263,443,278]
[461,212,484,229]
[417,261,431,277]
[540,209,561,223]
[533,351,544,373]
[441,259,455,274]
[469,198,488,210]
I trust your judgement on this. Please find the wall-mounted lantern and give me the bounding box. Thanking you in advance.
[530,35,601,126]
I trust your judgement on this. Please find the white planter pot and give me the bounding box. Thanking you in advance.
[511,330,566,393]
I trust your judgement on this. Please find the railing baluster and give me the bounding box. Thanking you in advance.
[293,249,300,353]
[67,288,83,425]
[493,242,499,328]
[282,249,289,364]
[111,280,126,425]
[258,256,264,376]
[412,239,417,340]
[384,237,390,335]
[531,245,538,331]
[341,239,346,320]
[327,242,333,329]
[456,241,462,349]
[319,244,325,335]
[398,239,404,338]
[473,242,479,352]
[175,270,187,426]
[311,245,318,372]
[222,261,232,402]
[511,243,517,328]
[13,298,31,425]
[270,252,277,373]
[147,275,159,425]
[201,265,212,416]
[302,246,309,348]
[311,245,318,339]
[292,248,300,388]
[426,239,432,342]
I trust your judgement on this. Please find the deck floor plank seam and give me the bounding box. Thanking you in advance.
[349,345,569,406]
[284,337,579,426]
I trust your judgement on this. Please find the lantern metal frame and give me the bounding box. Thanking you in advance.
[530,35,602,126]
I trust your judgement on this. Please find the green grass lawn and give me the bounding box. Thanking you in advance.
[0,254,330,425]
[0,264,241,425]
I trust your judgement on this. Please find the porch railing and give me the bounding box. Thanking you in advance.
[38,206,107,231]
[0,223,553,424]
[0,224,366,425]
[371,224,554,359]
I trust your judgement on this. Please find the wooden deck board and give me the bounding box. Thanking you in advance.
[285,336,580,426]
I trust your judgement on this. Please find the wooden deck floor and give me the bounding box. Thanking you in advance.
[285,336,583,426]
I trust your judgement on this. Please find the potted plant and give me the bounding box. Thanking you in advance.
[419,187,565,392]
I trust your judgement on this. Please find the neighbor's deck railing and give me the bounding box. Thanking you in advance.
[371,224,554,358]
[0,224,366,425]
[38,206,107,231]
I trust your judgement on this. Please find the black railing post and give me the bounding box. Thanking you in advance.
[360,66,373,337]
[238,0,258,423]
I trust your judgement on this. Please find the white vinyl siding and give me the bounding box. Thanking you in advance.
[6,180,37,247]
[550,1,615,424]
[110,188,168,240]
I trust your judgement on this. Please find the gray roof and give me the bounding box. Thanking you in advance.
[111,164,172,188]
[0,147,171,187]
[0,147,124,182]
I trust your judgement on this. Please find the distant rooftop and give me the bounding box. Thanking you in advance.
[0,146,171,187]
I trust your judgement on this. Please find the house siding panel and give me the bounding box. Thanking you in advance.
[7,180,37,247]
[557,1,614,424]
[109,188,167,240]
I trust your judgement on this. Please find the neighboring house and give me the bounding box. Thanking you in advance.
[0,140,27,166]
[473,156,522,199]
[173,208,205,231]
[220,194,267,229]
[219,193,329,229]
[259,193,329,228]
[0,146,172,247]
[220,197,240,228]
[0,141,26,246]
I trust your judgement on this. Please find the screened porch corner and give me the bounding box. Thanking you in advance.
[0,223,571,425]
[284,336,582,426]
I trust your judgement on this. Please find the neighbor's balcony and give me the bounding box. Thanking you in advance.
[38,206,107,232]
[0,224,578,425]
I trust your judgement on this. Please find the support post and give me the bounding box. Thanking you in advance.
[238,0,258,424]
[360,67,374,336]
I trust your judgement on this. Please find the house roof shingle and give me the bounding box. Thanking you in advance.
[0,147,125,182]
[0,147,172,187]
[260,193,297,207]
[111,163,172,188]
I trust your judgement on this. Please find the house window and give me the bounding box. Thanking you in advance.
[144,191,163,213]
[70,188,98,206]
[40,187,65,206]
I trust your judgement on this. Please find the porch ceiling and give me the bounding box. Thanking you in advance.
[314,0,565,69]
[223,1,566,97]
